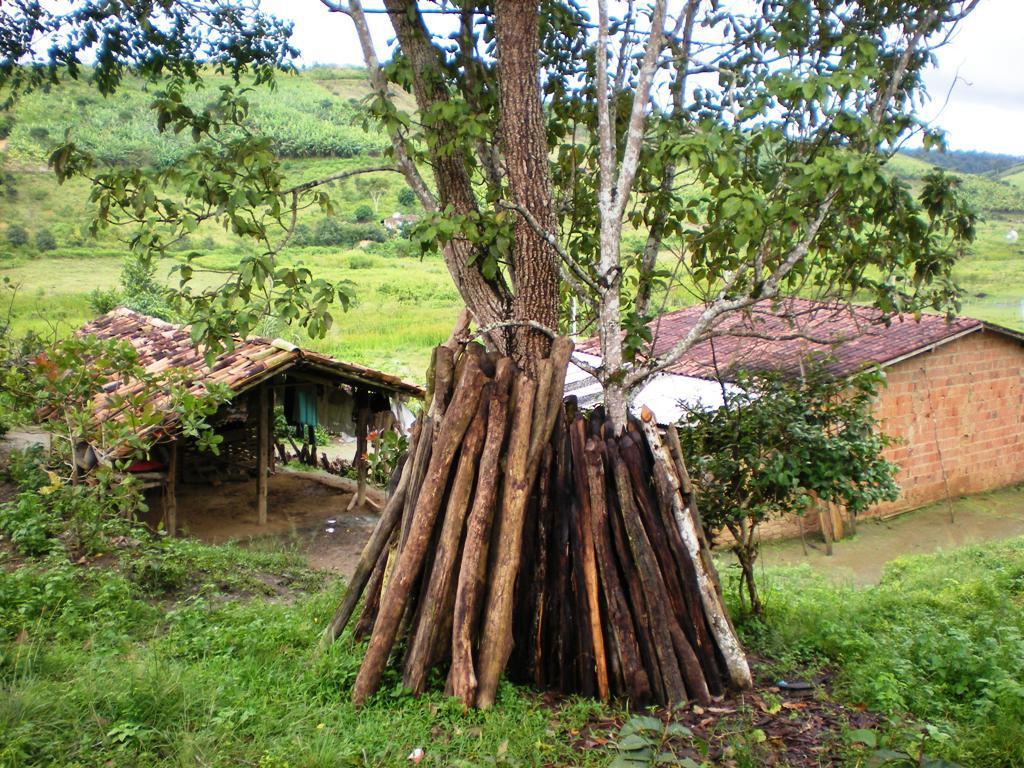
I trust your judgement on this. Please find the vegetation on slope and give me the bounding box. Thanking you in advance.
[899,148,1024,176]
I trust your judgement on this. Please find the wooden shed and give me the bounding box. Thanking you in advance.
[78,308,424,535]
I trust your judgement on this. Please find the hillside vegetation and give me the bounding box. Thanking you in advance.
[1,67,1023,375]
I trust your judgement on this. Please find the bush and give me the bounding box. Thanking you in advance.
[352,204,374,223]
[289,222,313,246]
[6,224,28,248]
[348,254,379,269]
[311,218,386,247]
[397,188,417,208]
[88,287,122,315]
[34,228,57,252]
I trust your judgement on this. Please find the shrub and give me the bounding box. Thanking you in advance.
[311,218,385,247]
[348,254,379,269]
[34,228,57,252]
[0,112,13,140]
[88,287,122,315]
[352,204,374,223]
[289,222,313,246]
[5,224,28,248]
[397,188,417,208]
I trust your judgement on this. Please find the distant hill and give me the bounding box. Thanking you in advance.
[0,66,390,168]
[899,148,1024,176]
[888,152,1024,216]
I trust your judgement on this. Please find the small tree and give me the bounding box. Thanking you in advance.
[677,364,899,616]
[354,176,389,214]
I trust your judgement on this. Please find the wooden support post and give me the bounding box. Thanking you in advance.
[165,440,178,538]
[268,386,277,474]
[348,392,371,512]
[257,384,269,526]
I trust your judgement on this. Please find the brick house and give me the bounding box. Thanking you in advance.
[570,298,1024,523]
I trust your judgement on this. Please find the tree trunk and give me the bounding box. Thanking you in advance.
[494,0,559,369]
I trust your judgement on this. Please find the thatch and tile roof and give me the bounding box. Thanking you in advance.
[578,298,1022,381]
[79,307,423,429]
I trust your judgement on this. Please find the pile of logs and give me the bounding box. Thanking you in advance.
[323,339,751,708]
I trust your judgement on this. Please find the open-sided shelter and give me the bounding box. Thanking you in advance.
[78,308,423,535]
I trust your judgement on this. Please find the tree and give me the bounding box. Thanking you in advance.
[676,365,900,616]
[351,204,374,223]
[1,0,980,710]
[355,176,390,214]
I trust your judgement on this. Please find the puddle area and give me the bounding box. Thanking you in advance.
[761,484,1024,585]
[145,469,380,578]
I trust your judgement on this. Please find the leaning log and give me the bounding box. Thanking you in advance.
[351,356,486,706]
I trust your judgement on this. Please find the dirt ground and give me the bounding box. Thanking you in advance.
[761,484,1024,584]
[144,470,380,577]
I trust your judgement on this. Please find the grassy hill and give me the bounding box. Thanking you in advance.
[2,68,1024,375]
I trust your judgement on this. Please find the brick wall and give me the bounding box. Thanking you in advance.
[748,328,1024,542]
[870,328,1024,517]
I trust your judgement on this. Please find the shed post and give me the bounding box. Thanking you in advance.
[257,384,269,526]
[349,392,371,511]
[165,440,178,538]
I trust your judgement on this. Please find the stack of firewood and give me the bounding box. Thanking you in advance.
[323,339,751,709]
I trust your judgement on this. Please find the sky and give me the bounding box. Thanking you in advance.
[261,0,1022,156]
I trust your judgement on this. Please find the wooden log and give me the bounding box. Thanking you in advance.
[427,345,456,421]
[600,437,665,704]
[549,416,576,691]
[403,385,491,694]
[618,435,714,703]
[607,439,688,705]
[398,416,433,553]
[644,449,725,697]
[351,356,487,706]
[448,359,514,705]
[584,438,652,703]
[320,426,416,646]
[571,419,609,700]
[354,531,393,641]
[639,408,753,690]
[473,372,537,709]
[527,443,554,687]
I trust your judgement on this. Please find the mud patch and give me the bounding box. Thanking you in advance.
[142,470,379,578]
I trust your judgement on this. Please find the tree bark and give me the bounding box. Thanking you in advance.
[494,0,559,368]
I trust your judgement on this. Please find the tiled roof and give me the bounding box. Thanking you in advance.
[78,307,423,431]
[578,298,1010,380]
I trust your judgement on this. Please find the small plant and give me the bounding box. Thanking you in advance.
[88,287,122,315]
[368,429,408,487]
[610,715,696,767]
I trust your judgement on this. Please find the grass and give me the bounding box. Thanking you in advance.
[736,537,1024,767]
[0,545,604,767]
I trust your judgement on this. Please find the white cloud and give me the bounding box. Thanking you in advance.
[264,0,1022,155]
